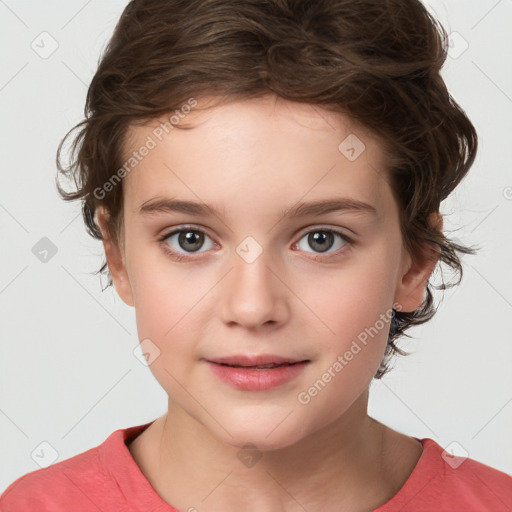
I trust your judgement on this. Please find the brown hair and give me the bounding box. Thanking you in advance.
[56,0,478,378]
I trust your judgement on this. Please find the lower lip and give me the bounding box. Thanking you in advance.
[207,361,309,391]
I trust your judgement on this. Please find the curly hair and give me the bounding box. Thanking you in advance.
[56,0,478,379]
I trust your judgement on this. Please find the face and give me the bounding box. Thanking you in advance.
[99,95,435,450]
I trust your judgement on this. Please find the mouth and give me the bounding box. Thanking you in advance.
[205,355,310,391]
[206,355,310,368]
[215,362,307,370]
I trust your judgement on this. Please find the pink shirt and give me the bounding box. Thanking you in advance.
[1,421,511,511]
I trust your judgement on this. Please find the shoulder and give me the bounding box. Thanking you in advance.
[0,424,150,512]
[432,441,512,509]
[0,442,103,511]
[379,438,512,512]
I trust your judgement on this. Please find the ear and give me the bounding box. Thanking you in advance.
[95,206,134,307]
[394,212,443,312]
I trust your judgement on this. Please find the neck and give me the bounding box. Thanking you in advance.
[129,389,417,512]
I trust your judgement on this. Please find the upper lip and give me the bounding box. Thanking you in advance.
[207,354,309,366]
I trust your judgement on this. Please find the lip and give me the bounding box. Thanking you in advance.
[207,354,307,367]
[205,354,310,391]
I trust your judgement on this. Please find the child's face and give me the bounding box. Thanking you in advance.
[101,95,433,449]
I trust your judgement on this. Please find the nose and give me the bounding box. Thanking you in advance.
[219,251,289,331]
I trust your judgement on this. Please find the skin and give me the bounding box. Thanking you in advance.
[97,94,442,512]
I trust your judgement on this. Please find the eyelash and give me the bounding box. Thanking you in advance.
[157,225,354,262]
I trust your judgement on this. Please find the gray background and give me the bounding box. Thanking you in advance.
[1,0,511,493]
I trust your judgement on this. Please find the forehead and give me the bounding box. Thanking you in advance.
[121,95,394,218]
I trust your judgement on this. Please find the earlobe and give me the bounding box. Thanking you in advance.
[95,206,134,307]
[394,212,443,312]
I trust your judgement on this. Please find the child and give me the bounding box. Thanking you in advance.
[2,0,511,510]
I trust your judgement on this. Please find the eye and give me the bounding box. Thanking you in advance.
[159,226,215,258]
[158,225,352,262]
[295,228,351,256]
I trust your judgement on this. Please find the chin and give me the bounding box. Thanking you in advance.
[228,429,303,452]
[205,411,311,452]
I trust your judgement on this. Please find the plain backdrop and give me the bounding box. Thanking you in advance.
[1,0,511,494]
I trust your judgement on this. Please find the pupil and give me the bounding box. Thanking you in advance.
[179,231,204,252]
[309,231,333,253]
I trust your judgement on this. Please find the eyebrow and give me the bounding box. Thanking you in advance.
[138,197,377,219]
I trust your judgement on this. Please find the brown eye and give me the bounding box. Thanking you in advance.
[160,227,215,256]
[177,230,205,252]
[296,228,351,256]
[307,231,335,253]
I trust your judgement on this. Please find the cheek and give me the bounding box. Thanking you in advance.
[294,261,396,428]
[127,248,193,342]
[300,248,398,348]
[133,276,199,343]
[128,254,217,378]
[131,272,200,392]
